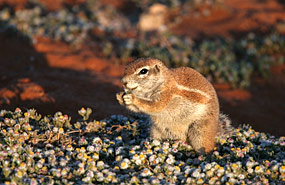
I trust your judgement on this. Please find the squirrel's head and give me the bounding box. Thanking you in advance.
[122,57,168,97]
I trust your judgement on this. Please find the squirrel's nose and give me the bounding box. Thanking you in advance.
[121,78,127,87]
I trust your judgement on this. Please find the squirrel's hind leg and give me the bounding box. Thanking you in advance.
[187,119,218,153]
[150,124,165,140]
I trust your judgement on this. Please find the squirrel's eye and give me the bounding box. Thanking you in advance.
[139,68,149,75]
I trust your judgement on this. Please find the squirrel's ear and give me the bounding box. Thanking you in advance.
[153,64,160,74]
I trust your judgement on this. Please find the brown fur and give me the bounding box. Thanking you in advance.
[116,57,231,153]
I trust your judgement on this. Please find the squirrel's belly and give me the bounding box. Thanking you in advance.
[151,97,208,127]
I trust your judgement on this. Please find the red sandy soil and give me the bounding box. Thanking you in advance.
[170,0,285,38]
[0,0,86,10]
[0,0,285,136]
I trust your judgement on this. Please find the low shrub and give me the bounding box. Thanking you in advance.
[114,33,284,88]
[0,108,284,184]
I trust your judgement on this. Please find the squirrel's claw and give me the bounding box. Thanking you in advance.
[123,94,133,105]
[116,92,134,106]
[116,92,125,105]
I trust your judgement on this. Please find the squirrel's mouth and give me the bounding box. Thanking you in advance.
[124,86,138,93]
[124,83,139,91]
[130,86,138,90]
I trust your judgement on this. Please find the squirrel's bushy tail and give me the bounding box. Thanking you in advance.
[217,113,233,137]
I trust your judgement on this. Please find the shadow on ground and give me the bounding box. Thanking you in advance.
[0,23,127,121]
[216,71,285,136]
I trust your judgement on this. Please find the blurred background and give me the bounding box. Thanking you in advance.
[0,0,284,135]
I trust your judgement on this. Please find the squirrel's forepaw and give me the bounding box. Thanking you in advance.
[123,93,134,105]
[116,92,125,105]
[116,92,135,106]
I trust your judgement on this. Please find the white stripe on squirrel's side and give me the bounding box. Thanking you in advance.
[175,83,211,100]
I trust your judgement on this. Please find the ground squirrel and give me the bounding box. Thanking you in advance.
[116,57,232,153]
